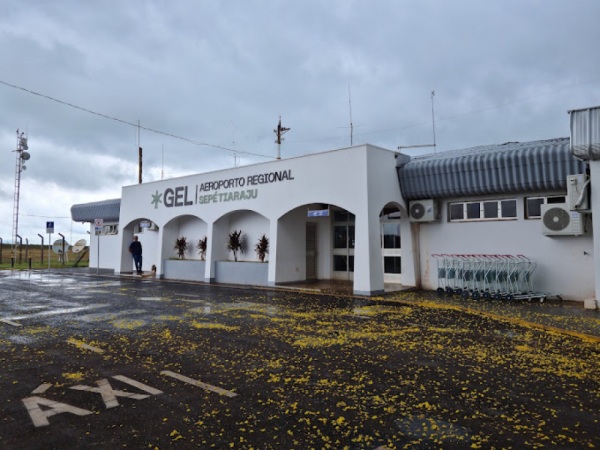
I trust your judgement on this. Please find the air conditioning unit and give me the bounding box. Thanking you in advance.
[541,203,584,236]
[566,174,590,211]
[409,199,438,222]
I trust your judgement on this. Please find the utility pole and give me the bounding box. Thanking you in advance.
[274,116,290,160]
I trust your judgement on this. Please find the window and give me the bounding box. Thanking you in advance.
[525,195,566,219]
[103,225,118,235]
[449,199,517,222]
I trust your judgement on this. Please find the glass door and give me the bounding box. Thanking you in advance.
[381,219,401,283]
[332,211,355,280]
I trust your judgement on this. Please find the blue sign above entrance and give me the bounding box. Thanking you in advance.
[308,209,329,217]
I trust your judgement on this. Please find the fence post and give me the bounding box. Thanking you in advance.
[58,233,66,265]
[16,235,22,265]
[38,234,44,264]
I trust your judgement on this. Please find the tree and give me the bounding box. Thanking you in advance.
[227,230,245,262]
[254,234,269,262]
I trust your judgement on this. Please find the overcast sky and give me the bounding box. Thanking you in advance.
[1,0,600,247]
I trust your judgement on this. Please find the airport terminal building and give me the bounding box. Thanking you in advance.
[71,106,600,306]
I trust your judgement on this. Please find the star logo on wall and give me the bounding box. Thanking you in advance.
[151,190,163,209]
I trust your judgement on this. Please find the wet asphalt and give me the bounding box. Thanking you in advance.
[0,268,599,449]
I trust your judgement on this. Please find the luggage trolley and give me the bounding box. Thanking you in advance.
[432,254,449,296]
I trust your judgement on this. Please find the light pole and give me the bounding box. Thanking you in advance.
[12,130,31,261]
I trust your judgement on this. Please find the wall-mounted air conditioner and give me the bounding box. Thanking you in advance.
[541,203,584,236]
[409,199,438,222]
[566,174,590,211]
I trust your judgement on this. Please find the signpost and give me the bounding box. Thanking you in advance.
[94,218,103,275]
[46,221,54,270]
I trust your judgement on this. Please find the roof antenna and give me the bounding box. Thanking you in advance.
[397,89,438,152]
[431,90,437,153]
[348,85,354,146]
[274,115,290,160]
[232,120,239,167]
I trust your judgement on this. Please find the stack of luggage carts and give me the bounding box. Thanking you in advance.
[432,254,549,302]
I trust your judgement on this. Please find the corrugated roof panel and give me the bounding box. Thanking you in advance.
[398,138,586,200]
[570,106,600,160]
[71,198,121,223]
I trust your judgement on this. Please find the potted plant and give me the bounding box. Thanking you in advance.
[174,237,188,259]
[227,230,245,262]
[197,236,208,261]
[255,234,269,262]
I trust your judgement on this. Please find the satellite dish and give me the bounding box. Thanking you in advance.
[72,239,87,253]
[52,239,71,254]
[21,165,27,171]
[21,151,30,160]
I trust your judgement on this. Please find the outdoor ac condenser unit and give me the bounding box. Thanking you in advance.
[566,174,590,211]
[541,203,584,236]
[409,199,438,222]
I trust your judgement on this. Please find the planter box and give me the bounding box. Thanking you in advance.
[215,261,268,286]
[163,259,206,282]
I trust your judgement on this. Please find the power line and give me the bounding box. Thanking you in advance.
[0,79,274,159]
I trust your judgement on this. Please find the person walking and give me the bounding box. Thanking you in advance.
[129,235,143,275]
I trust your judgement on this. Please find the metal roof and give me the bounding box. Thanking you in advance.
[396,138,586,201]
[71,198,121,223]
[569,106,600,160]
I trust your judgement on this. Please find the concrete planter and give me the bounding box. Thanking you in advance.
[215,261,268,286]
[163,259,206,282]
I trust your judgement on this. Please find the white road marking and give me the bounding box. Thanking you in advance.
[0,319,22,327]
[31,383,52,394]
[161,370,238,397]
[22,396,93,427]
[111,375,164,395]
[2,304,109,322]
[67,339,105,354]
[70,378,150,408]
[138,297,163,302]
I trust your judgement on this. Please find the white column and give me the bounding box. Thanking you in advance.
[353,212,384,295]
[267,219,278,287]
[204,222,216,282]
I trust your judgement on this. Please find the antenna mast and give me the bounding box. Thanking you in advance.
[274,115,290,160]
[431,90,437,153]
[232,120,239,167]
[12,129,30,256]
[397,89,438,152]
[348,85,354,146]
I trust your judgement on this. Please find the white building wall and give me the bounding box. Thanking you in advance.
[87,223,121,270]
[418,195,594,300]
[115,144,401,294]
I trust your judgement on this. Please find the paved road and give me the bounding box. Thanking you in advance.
[0,270,599,449]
